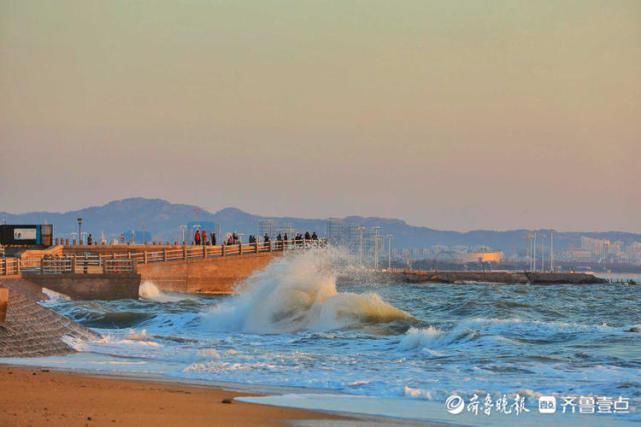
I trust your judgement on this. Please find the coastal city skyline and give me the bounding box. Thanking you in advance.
[4,196,641,270]
[2,1,640,232]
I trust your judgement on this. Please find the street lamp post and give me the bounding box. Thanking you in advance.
[179,225,187,245]
[77,218,83,245]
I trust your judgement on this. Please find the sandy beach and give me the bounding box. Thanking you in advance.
[0,365,349,427]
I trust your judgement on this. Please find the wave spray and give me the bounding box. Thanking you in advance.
[203,248,411,334]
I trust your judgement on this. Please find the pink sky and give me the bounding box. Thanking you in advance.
[1,1,640,231]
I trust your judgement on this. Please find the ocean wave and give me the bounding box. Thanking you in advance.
[398,327,442,351]
[139,281,191,303]
[202,249,411,334]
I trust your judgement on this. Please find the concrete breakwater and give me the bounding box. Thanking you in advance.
[23,273,141,300]
[365,270,608,285]
[0,280,97,357]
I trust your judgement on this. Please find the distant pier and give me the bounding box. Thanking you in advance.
[369,270,608,285]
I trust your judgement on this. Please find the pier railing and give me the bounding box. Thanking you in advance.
[0,257,20,276]
[16,239,325,275]
[21,256,138,275]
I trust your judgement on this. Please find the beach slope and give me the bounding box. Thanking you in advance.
[0,366,347,426]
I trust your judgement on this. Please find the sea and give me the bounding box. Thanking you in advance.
[4,249,641,426]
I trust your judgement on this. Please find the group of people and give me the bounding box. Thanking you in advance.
[193,229,217,246]
[192,229,319,246]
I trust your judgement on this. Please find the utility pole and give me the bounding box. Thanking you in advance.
[179,225,187,244]
[77,217,83,245]
[540,234,546,272]
[550,230,554,272]
[532,232,537,272]
[387,235,393,270]
[358,226,364,266]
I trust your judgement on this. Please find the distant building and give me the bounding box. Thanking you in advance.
[459,251,503,264]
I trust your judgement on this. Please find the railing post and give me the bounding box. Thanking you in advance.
[222,244,226,257]
[2,258,6,276]
[239,243,243,255]
[163,249,167,262]
[72,255,77,274]
[183,246,187,261]
[41,256,45,274]
[16,258,20,275]
[144,251,148,264]
[83,254,88,274]
[203,245,206,259]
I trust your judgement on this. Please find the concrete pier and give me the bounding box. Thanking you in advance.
[369,270,608,285]
[23,273,141,300]
[136,252,279,293]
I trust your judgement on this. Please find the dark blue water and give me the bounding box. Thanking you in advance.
[10,253,641,424]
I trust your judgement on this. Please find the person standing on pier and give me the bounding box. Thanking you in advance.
[201,229,207,246]
[211,232,216,246]
[194,229,201,246]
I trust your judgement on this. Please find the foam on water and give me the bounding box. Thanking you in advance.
[41,287,71,301]
[398,326,442,351]
[202,249,411,334]
[139,281,187,303]
[11,251,641,424]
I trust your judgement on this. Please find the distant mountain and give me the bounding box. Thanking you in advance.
[2,197,640,254]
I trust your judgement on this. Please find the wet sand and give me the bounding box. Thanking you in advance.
[0,365,350,427]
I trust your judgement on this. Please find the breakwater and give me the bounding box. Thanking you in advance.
[367,270,608,285]
[61,241,321,294]
[0,280,97,357]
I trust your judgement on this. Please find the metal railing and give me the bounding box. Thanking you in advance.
[65,239,325,265]
[0,257,20,276]
[8,239,325,276]
[35,255,137,274]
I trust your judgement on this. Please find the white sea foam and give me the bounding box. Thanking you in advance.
[403,385,433,400]
[139,281,185,303]
[62,335,88,351]
[96,334,160,348]
[398,326,442,351]
[125,329,148,341]
[42,287,70,301]
[202,249,411,334]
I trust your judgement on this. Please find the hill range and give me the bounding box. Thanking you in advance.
[2,198,640,255]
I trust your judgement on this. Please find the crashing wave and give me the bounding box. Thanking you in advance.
[203,249,411,334]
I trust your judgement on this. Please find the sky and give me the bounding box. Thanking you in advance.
[1,1,640,232]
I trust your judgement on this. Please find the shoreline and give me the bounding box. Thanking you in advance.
[0,364,355,427]
[0,362,444,426]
